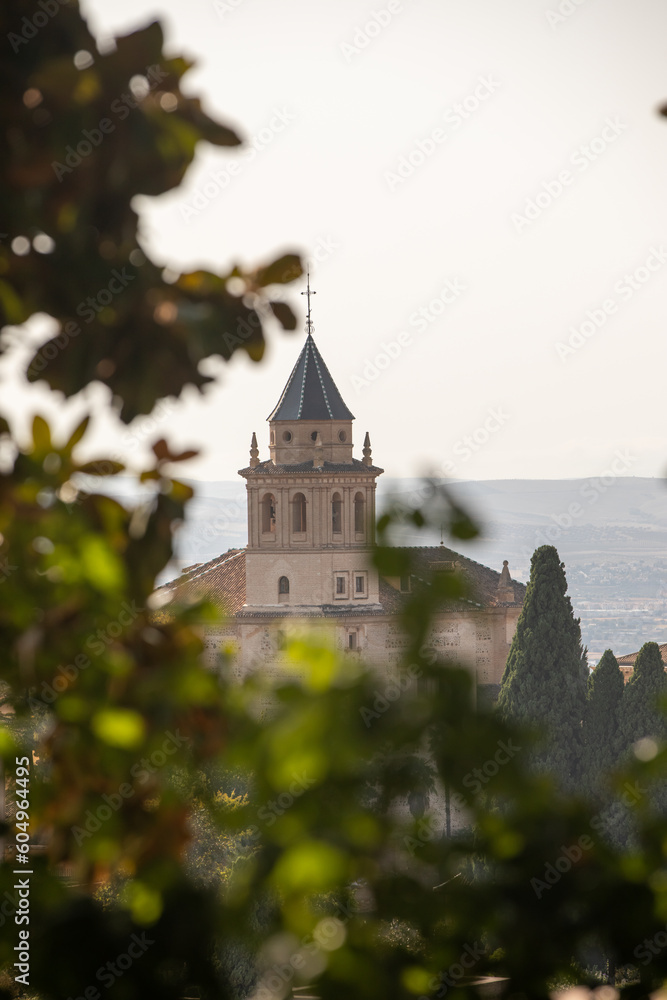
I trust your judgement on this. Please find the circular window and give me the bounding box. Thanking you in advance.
[282,431,292,442]
[338,430,347,442]
[311,431,318,441]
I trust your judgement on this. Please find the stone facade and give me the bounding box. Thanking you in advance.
[159,328,525,691]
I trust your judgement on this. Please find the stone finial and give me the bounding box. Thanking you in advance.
[313,431,324,468]
[362,431,372,467]
[249,431,259,469]
[497,559,514,602]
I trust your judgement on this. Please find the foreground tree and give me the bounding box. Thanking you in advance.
[497,545,588,791]
[583,649,625,799]
[619,642,667,751]
[5,4,667,998]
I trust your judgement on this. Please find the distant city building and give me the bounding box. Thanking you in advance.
[158,291,524,690]
[617,643,667,682]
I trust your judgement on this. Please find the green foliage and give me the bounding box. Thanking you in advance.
[619,642,667,751]
[5,3,667,999]
[583,649,625,799]
[0,1,301,422]
[497,545,588,791]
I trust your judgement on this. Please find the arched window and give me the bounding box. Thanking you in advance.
[332,492,342,534]
[292,492,307,532]
[261,493,276,533]
[278,576,289,595]
[354,492,365,534]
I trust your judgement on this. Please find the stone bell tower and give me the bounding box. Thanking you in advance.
[239,276,383,612]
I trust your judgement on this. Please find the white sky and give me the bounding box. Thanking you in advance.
[5,0,667,482]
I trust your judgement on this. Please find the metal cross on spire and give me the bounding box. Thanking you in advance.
[301,268,316,336]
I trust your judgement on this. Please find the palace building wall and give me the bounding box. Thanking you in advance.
[159,325,524,708]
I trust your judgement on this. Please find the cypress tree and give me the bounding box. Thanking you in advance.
[618,642,667,751]
[497,545,587,791]
[616,642,667,840]
[582,649,624,800]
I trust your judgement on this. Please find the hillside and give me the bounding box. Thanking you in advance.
[149,476,667,664]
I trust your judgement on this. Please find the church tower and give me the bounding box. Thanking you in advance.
[239,277,383,613]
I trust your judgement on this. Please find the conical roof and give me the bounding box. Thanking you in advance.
[268,334,354,421]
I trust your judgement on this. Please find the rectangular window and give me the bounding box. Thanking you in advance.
[334,572,349,600]
[356,576,364,593]
[348,632,357,650]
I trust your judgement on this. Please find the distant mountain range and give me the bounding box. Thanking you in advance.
[157,475,667,578]
[100,475,667,662]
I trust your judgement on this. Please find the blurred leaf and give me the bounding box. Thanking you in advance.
[92,709,146,749]
[253,253,302,287]
[269,300,298,330]
[271,840,346,893]
[31,415,52,454]
[64,415,91,454]
[78,460,125,475]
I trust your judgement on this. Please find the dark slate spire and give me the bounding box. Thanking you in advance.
[267,334,355,421]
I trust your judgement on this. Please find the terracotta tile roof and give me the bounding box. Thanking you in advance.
[617,643,667,667]
[156,546,523,617]
[378,547,525,611]
[155,549,246,614]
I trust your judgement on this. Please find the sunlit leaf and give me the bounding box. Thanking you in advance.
[271,840,346,893]
[123,881,164,925]
[64,415,91,454]
[31,415,51,454]
[92,709,145,749]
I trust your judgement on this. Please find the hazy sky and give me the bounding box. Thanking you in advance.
[6,0,667,482]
